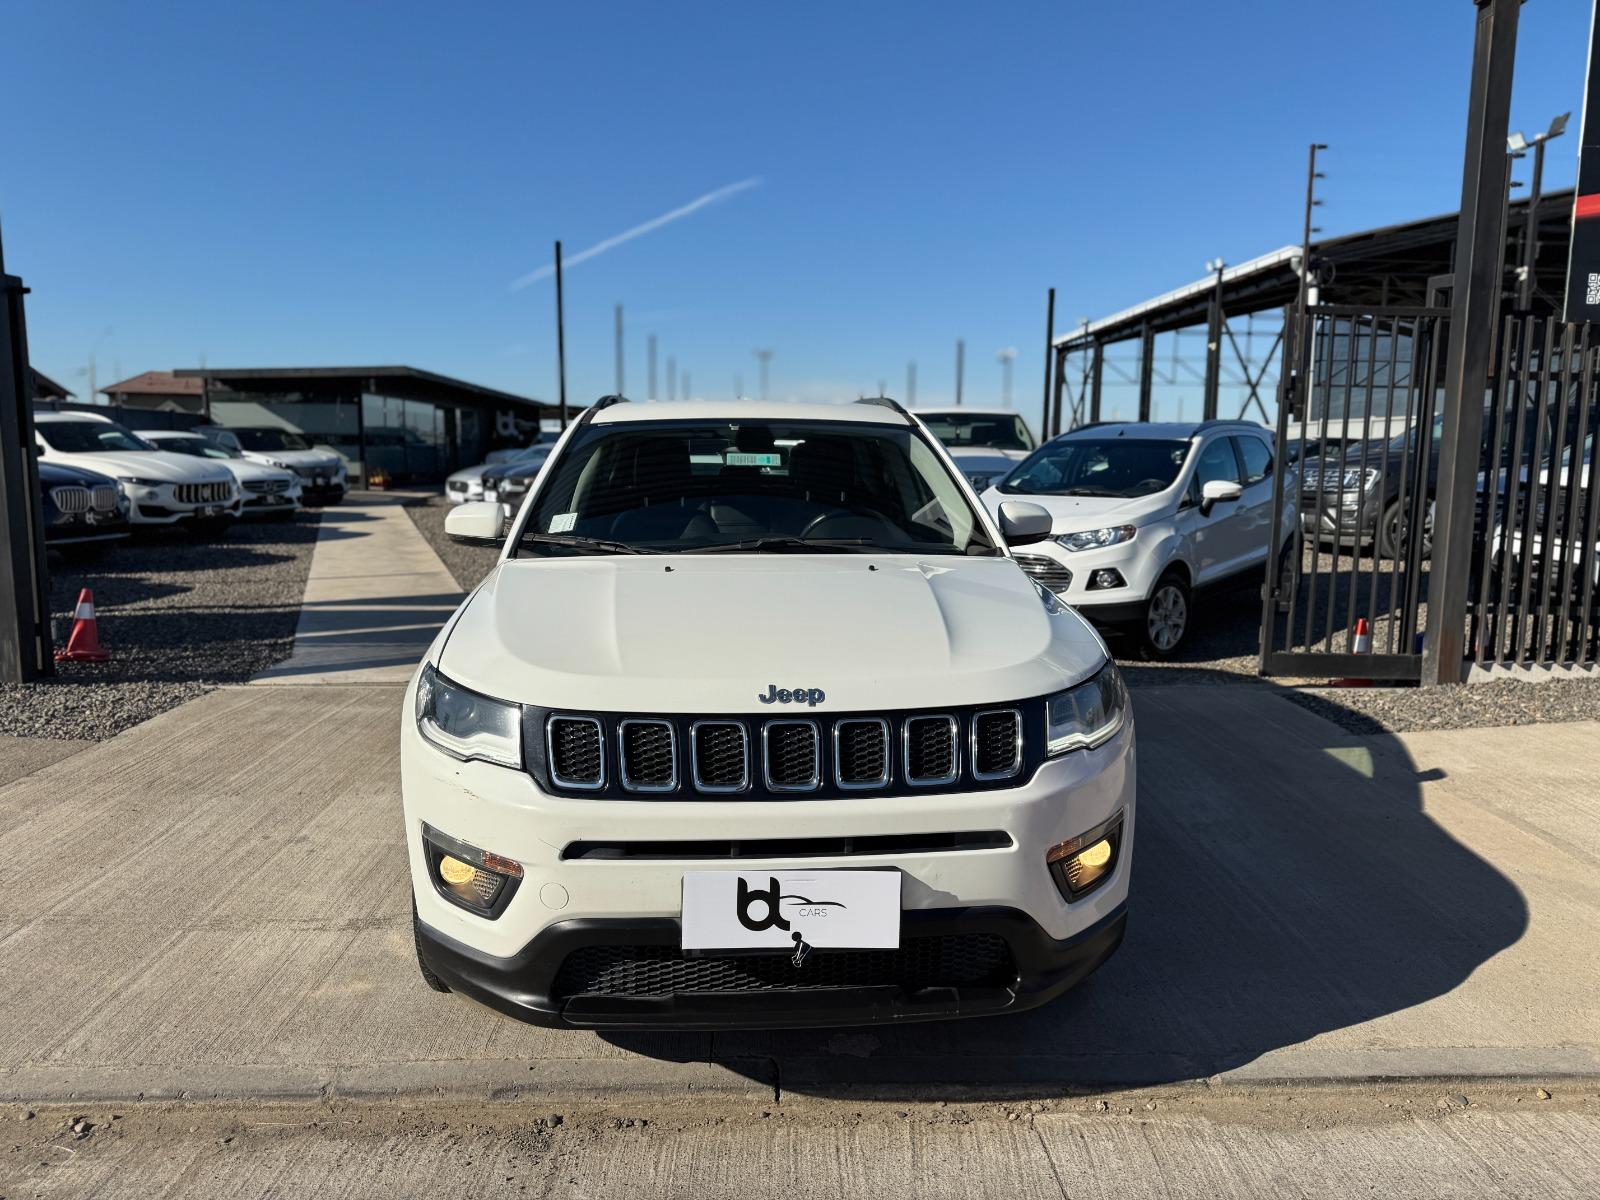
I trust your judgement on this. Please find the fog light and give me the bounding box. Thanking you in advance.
[422,823,523,918]
[1046,812,1123,901]
[1087,569,1126,590]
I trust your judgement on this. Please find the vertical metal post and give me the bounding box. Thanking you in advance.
[554,240,568,428]
[614,304,624,395]
[1041,288,1056,438]
[754,349,772,401]
[1051,346,1066,437]
[647,335,657,400]
[667,356,677,402]
[1520,138,1546,310]
[1090,341,1104,422]
[906,361,917,406]
[954,340,964,406]
[1137,324,1155,421]
[1203,262,1225,420]
[0,219,55,682]
[1425,0,1521,686]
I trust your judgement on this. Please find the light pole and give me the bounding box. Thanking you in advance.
[1507,111,1570,310]
[954,340,964,406]
[554,240,568,428]
[996,347,1017,407]
[754,349,773,401]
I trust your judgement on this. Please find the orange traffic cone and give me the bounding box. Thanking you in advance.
[55,588,110,663]
[1330,617,1373,688]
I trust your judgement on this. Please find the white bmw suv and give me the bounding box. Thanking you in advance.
[402,397,1134,1029]
[981,421,1294,658]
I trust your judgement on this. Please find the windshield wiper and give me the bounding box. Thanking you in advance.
[523,533,653,555]
[688,536,878,554]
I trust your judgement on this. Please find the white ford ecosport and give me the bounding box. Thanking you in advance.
[402,397,1134,1029]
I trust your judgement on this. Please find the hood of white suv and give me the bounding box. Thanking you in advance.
[982,488,1171,531]
[41,449,236,486]
[243,448,343,472]
[438,555,1107,712]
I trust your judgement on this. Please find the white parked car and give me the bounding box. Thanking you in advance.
[34,412,242,532]
[447,443,556,504]
[201,427,347,505]
[139,430,302,518]
[915,407,1037,460]
[403,397,1134,1029]
[981,420,1294,658]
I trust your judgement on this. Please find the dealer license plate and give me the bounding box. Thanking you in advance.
[680,870,900,952]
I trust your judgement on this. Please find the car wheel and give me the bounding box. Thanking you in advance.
[413,902,451,993]
[1140,574,1191,660]
[1275,533,1300,612]
[1379,499,1433,562]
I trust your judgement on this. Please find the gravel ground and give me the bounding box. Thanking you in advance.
[403,492,499,590]
[0,513,321,741]
[402,493,1600,735]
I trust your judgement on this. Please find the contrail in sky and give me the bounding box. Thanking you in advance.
[509,177,762,290]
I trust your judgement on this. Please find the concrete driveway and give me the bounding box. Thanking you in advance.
[0,678,1594,1105]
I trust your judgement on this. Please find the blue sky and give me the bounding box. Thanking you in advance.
[3,0,1594,420]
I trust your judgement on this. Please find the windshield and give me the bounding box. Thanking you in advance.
[920,413,1033,452]
[1000,438,1191,498]
[37,421,154,453]
[234,428,312,452]
[516,418,998,556]
[155,438,238,460]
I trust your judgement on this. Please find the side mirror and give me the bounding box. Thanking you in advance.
[997,500,1053,547]
[445,500,504,546]
[1199,479,1243,516]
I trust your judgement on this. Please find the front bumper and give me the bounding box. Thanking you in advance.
[402,672,1136,1028]
[1300,497,1378,544]
[298,481,346,505]
[45,511,131,545]
[415,902,1128,1030]
[129,495,244,525]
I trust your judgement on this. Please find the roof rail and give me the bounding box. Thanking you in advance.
[1056,420,1126,436]
[1195,418,1263,431]
[572,393,630,432]
[855,396,912,419]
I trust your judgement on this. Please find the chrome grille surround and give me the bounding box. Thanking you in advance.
[245,478,293,495]
[762,720,821,793]
[970,708,1023,782]
[690,720,750,793]
[51,486,90,514]
[1012,552,1072,595]
[547,715,606,790]
[91,484,120,511]
[903,715,959,786]
[833,718,890,790]
[618,719,678,793]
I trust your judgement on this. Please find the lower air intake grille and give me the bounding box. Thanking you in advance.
[691,722,748,791]
[619,720,676,792]
[835,719,889,788]
[904,715,957,785]
[553,935,1016,999]
[548,716,604,788]
[1013,553,1072,594]
[764,721,819,791]
[972,710,1022,780]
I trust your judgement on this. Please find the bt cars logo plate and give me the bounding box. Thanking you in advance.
[757,684,826,706]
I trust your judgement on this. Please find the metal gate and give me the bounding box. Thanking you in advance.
[1259,304,1448,679]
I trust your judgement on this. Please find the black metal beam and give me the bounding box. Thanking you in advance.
[1089,341,1104,422]
[1425,0,1521,686]
[1137,324,1155,421]
[1042,288,1056,439]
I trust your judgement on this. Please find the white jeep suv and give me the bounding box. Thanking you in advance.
[980,421,1294,658]
[402,397,1134,1029]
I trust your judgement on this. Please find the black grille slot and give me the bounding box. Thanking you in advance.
[619,720,676,791]
[972,710,1021,780]
[548,716,604,788]
[764,721,819,791]
[904,716,957,784]
[563,831,1013,860]
[1013,553,1072,594]
[691,722,748,791]
[553,935,1016,999]
[834,719,889,788]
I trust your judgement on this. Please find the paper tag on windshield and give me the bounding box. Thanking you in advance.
[726,451,782,467]
[548,513,576,533]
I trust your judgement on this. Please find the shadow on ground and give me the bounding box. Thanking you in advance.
[600,677,1529,1097]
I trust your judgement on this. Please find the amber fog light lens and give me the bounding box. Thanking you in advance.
[422,823,523,918]
[1047,814,1123,902]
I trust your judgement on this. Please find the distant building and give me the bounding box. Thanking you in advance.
[27,368,74,403]
[100,370,205,413]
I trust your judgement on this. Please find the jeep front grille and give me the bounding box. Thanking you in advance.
[763,720,820,792]
[971,709,1022,780]
[619,719,676,792]
[1012,553,1073,595]
[534,702,1042,799]
[904,715,958,785]
[548,715,604,789]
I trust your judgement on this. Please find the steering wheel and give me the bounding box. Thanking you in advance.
[1133,479,1167,493]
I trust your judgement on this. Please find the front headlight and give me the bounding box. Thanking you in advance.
[116,475,165,488]
[1341,467,1381,491]
[1045,660,1128,756]
[415,663,522,768]
[1057,525,1137,553]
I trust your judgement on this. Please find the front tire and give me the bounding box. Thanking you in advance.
[413,903,450,993]
[1139,573,1191,659]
